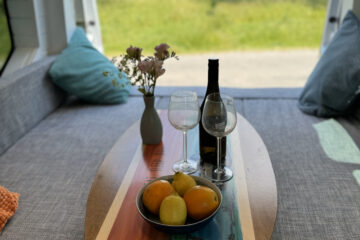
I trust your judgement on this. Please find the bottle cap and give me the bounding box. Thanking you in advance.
[208,58,219,62]
[208,58,219,66]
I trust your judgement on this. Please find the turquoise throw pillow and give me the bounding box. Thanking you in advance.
[298,11,360,117]
[49,28,130,104]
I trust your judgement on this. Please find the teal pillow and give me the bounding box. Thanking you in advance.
[49,28,130,104]
[298,11,360,117]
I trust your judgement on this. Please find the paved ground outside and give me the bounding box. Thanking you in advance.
[159,49,319,88]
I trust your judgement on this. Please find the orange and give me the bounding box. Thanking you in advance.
[183,185,219,220]
[142,180,175,215]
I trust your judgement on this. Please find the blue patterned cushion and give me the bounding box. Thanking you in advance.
[49,28,130,104]
[298,11,360,117]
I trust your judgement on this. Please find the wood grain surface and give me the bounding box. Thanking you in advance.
[84,110,277,240]
[236,114,278,240]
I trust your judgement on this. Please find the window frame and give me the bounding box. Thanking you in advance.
[0,0,14,76]
[2,0,77,76]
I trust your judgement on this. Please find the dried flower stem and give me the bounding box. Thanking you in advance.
[111,43,178,96]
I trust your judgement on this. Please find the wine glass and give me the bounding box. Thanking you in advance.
[202,93,237,182]
[168,91,200,174]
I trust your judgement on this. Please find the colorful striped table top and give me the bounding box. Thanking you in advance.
[85,110,277,240]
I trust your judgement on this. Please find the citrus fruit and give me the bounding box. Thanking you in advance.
[142,180,175,215]
[172,172,196,196]
[159,194,187,225]
[183,185,220,220]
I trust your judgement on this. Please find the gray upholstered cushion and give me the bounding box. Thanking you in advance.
[0,96,144,239]
[242,99,360,239]
[136,86,302,99]
[1,87,359,239]
[0,57,65,156]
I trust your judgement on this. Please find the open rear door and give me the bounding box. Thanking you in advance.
[321,0,360,54]
[74,0,104,53]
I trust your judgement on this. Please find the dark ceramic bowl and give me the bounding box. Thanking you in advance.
[136,175,222,234]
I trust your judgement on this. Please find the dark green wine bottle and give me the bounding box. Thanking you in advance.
[199,59,226,165]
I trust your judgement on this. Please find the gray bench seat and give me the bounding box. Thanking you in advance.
[0,58,359,239]
[0,96,143,239]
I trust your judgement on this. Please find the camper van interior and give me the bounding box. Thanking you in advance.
[0,0,360,239]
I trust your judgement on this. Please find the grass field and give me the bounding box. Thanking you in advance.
[98,0,327,55]
[0,0,11,69]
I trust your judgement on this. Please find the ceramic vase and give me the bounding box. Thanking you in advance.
[140,95,162,144]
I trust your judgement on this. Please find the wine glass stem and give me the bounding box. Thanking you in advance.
[217,137,222,172]
[183,131,188,163]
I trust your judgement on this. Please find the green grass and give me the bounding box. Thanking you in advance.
[0,0,12,68]
[98,0,327,55]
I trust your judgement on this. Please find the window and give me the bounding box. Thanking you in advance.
[0,0,13,75]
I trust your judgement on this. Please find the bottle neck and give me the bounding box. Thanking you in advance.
[206,61,219,95]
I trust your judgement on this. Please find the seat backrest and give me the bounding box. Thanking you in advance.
[0,56,65,155]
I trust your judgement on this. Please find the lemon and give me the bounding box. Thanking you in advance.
[172,172,196,196]
[159,195,187,225]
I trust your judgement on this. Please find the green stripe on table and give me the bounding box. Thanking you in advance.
[171,128,243,239]
[170,178,243,240]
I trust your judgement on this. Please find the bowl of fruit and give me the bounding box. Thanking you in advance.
[136,172,222,234]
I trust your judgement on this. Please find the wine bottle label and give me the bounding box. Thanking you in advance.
[202,146,216,153]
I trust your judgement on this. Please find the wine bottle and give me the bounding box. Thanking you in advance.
[199,59,226,165]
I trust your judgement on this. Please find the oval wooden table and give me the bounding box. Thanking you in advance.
[85,110,277,240]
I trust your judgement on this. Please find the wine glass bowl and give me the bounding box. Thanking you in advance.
[168,94,200,131]
[201,93,237,182]
[202,94,236,138]
[168,91,200,174]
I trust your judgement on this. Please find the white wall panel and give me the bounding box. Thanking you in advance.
[7,0,34,18]
[3,0,77,74]
[13,34,38,47]
[10,19,37,36]
[7,0,39,49]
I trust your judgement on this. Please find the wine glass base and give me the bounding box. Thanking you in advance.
[212,166,233,182]
[173,159,198,174]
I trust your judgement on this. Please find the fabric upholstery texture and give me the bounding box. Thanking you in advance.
[1,87,360,239]
[241,99,360,239]
[49,28,130,104]
[0,57,65,156]
[313,119,360,164]
[0,97,143,239]
[298,11,360,117]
